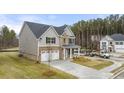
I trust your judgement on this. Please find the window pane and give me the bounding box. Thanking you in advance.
[52,38,56,44]
[69,38,74,44]
[120,42,123,45]
[116,42,119,45]
[46,37,51,44]
[46,37,56,44]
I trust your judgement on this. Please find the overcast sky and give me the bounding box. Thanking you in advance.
[0,14,110,35]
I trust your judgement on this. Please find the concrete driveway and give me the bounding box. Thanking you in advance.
[114,71,124,79]
[110,57,124,64]
[43,60,112,79]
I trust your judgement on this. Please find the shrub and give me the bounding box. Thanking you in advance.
[42,70,56,77]
[18,54,23,57]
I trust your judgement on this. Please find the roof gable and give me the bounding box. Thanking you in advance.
[62,26,75,37]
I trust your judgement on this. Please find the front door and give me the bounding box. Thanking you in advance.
[67,49,70,57]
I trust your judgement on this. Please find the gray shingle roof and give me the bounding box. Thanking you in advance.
[54,25,67,35]
[25,21,67,38]
[110,34,124,41]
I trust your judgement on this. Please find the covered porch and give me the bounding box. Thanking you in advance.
[62,45,81,60]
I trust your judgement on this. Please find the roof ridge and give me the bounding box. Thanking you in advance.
[25,21,67,28]
[25,21,50,27]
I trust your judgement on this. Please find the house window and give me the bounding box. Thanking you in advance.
[120,42,123,45]
[63,38,66,43]
[115,42,119,45]
[102,42,106,49]
[46,37,56,44]
[69,38,75,44]
[102,42,106,45]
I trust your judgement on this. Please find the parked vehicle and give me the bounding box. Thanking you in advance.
[99,52,110,59]
[89,51,97,57]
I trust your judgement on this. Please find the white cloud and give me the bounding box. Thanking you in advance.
[0,15,21,35]
[0,14,62,35]
[95,14,109,19]
[0,15,48,35]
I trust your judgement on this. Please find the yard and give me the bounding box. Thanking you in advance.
[0,52,76,79]
[73,57,113,70]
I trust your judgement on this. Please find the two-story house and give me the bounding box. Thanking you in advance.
[19,21,80,62]
[100,34,124,53]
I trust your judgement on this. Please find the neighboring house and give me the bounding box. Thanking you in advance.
[100,34,124,53]
[19,21,80,62]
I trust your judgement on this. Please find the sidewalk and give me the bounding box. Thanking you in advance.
[99,62,122,72]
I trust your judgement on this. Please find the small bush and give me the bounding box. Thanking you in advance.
[73,57,91,62]
[18,54,23,57]
[43,70,56,77]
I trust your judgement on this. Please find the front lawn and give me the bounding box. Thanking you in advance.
[0,52,76,79]
[73,57,113,70]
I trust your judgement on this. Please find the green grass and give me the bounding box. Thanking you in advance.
[0,52,76,79]
[73,57,113,70]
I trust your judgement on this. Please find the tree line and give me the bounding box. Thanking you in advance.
[0,25,18,50]
[71,14,124,50]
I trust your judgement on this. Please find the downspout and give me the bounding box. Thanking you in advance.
[37,39,39,63]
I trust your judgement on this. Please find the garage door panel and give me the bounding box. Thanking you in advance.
[51,50,59,60]
[41,51,49,61]
[41,50,59,61]
[115,48,124,53]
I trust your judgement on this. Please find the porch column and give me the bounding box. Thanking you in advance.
[78,48,80,56]
[63,48,66,60]
[70,48,72,58]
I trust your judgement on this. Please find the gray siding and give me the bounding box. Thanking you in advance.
[19,23,38,58]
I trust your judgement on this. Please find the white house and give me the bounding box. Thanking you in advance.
[100,34,124,53]
[19,21,80,62]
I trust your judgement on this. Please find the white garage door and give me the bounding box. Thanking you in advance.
[115,48,124,53]
[41,51,49,61]
[41,50,59,61]
[51,50,59,60]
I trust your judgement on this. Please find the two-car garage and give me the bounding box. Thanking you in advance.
[41,50,59,61]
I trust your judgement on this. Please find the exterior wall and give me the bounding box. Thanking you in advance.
[38,27,59,47]
[19,23,38,60]
[59,37,63,46]
[114,41,124,53]
[60,48,64,59]
[64,27,75,37]
[61,27,75,46]
[21,52,37,60]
